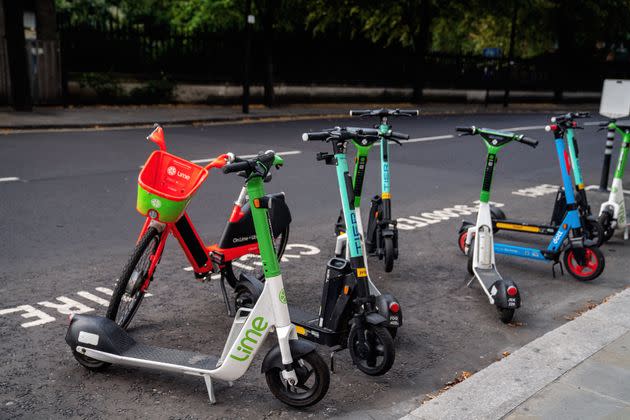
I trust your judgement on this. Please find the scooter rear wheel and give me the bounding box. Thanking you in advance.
[563,246,605,281]
[72,350,110,372]
[348,324,395,376]
[265,351,330,408]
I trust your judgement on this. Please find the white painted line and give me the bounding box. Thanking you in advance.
[76,291,110,306]
[0,177,19,183]
[190,150,302,165]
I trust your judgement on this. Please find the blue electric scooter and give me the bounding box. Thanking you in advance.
[461,122,605,281]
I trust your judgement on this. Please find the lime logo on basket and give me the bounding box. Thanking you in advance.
[229,316,268,362]
[150,198,162,208]
[279,289,287,304]
[167,166,177,176]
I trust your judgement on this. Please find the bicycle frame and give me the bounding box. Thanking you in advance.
[136,184,261,291]
[495,135,582,260]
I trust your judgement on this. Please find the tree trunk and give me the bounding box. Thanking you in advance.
[3,0,32,111]
[503,0,518,107]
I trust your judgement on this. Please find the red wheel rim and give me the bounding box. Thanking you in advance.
[566,248,598,278]
[458,231,467,253]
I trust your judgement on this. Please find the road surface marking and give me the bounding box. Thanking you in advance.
[512,184,559,198]
[397,200,504,231]
[401,134,454,144]
[0,177,19,183]
[585,184,630,196]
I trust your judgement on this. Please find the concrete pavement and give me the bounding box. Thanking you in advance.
[401,288,630,420]
[0,102,598,130]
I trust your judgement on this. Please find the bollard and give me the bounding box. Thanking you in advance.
[598,121,616,191]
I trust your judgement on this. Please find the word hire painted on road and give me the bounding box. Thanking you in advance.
[0,287,117,328]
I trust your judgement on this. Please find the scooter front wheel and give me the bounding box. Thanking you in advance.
[265,351,330,408]
[497,308,515,324]
[598,210,615,242]
[563,246,605,281]
[584,218,604,247]
[348,324,395,376]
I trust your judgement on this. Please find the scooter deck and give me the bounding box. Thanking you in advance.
[122,343,219,370]
[494,218,556,235]
[289,305,343,347]
[474,267,503,290]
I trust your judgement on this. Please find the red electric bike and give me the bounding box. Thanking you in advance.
[106,125,291,328]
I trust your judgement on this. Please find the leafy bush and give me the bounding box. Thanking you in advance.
[129,76,175,104]
[78,72,123,102]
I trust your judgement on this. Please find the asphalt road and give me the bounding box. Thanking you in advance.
[1,112,628,419]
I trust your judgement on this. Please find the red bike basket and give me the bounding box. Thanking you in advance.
[137,150,208,222]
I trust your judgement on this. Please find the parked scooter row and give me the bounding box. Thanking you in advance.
[65,109,628,408]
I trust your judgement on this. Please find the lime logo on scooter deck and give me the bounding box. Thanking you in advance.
[279,289,287,304]
[229,316,268,362]
[150,198,162,208]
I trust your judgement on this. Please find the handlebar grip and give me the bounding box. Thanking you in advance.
[223,160,251,174]
[391,131,410,140]
[349,109,370,117]
[355,127,380,136]
[520,136,539,148]
[456,126,473,133]
[302,131,330,141]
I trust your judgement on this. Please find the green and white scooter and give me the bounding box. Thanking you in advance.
[66,151,330,407]
[458,126,539,323]
[334,108,417,273]
[598,120,630,241]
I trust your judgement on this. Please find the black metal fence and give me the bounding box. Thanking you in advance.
[58,14,630,92]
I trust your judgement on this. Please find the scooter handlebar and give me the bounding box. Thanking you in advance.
[518,136,539,148]
[302,131,331,141]
[222,159,251,174]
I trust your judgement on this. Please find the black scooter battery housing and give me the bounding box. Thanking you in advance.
[318,257,353,331]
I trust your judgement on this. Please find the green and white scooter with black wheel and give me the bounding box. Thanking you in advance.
[457,126,538,323]
[66,151,330,408]
[333,108,417,273]
[236,128,402,376]
[598,120,630,241]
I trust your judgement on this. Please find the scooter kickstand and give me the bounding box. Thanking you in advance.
[466,275,475,287]
[203,374,216,405]
[551,261,564,278]
[329,346,343,373]
[219,273,235,317]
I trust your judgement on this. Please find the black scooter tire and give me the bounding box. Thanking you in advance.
[598,211,615,243]
[584,218,605,247]
[72,350,110,372]
[498,308,515,324]
[348,324,395,376]
[265,350,330,408]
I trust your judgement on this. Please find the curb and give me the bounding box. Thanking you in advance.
[398,288,630,420]
[0,112,349,131]
[0,103,600,131]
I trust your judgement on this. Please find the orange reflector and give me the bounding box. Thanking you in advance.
[563,224,568,229]
[343,286,350,295]
[295,325,306,336]
[253,198,261,208]
[357,268,367,277]
[382,192,391,199]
